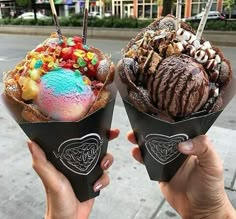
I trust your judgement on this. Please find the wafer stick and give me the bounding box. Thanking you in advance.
[82,0,89,45]
[176,0,182,30]
[196,0,213,40]
[49,0,63,42]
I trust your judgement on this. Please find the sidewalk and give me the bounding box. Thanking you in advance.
[0,82,235,218]
[0,25,236,46]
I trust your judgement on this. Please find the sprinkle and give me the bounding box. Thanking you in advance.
[83,44,90,50]
[34,60,43,69]
[91,56,98,65]
[88,63,95,71]
[78,57,87,67]
[30,68,41,81]
[48,61,55,69]
[87,52,94,60]
[30,58,36,69]
[83,76,91,85]
[73,64,80,68]
[67,37,75,46]
[42,55,54,63]
[53,63,59,69]
[62,47,70,54]
[74,49,86,58]
[16,65,24,71]
[55,46,62,56]
[73,36,82,43]
[75,69,82,75]
[42,63,49,72]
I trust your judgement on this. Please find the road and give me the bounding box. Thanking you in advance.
[0,34,235,130]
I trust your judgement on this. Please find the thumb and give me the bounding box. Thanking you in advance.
[178,135,223,177]
[27,140,69,193]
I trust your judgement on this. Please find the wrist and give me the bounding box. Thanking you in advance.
[193,195,236,219]
[204,203,236,219]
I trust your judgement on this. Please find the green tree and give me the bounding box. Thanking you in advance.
[16,0,31,7]
[162,0,174,16]
[224,0,235,18]
[16,0,37,20]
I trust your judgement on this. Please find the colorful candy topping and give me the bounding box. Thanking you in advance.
[14,33,101,101]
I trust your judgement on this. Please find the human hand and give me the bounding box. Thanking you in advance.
[28,129,119,219]
[128,131,236,219]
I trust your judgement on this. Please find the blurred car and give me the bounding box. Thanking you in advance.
[88,11,100,18]
[104,12,112,17]
[17,12,50,20]
[183,11,226,22]
[88,11,112,18]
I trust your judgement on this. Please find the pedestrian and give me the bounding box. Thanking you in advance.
[27,129,236,219]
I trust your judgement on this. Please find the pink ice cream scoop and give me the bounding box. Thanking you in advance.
[35,68,95,121]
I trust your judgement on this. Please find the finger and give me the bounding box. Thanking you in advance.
[100,153,114,170]
[93,172,110,192]
[27,140,70,193]
[127,130,137,144]
[131,146,144,164]
[178,135,223,176]
[108,129,120,141]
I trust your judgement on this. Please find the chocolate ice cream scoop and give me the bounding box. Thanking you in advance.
[147,54,209,118]
[118,15,233,122]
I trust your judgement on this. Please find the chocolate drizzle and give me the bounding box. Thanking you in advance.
[118,15,233,122]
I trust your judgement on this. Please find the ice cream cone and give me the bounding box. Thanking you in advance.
[1,83,117,202]
[123,96,222,181]
[115,14,236,181]
[117,71,236,181]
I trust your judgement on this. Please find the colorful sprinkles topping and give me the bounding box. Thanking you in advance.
[14,33,101,100]
[16,34,100,82]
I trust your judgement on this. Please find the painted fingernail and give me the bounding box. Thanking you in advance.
[94,183,103,192]
[103,160,110,169]
[179,140,193,151]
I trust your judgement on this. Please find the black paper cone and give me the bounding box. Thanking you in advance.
[116,72,236,182]
[123,97,222,181]
[1,84,117,202]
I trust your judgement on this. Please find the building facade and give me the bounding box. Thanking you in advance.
[112,0,224,19]
[0,0,15,18]
[0,0,228,19]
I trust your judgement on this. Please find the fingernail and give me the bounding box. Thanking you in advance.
[179,140,193,151]
[27,140,33,155]
[103,160,110,169]
[94,183,103,192]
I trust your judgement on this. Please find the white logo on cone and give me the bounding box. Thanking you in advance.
[144,134,189,164]
[53,133,103,175]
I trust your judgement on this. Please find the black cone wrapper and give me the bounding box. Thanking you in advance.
[123,97,221,181]
[0,84,117,202]
[116,72,236,182]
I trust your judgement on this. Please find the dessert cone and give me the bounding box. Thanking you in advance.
[117,68,236,181]
[116,14,236,181]
[1,31,117,202]
[0,84,116,201]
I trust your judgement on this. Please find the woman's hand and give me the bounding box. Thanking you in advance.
[28,129,119,219]
[128,131,236,219]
